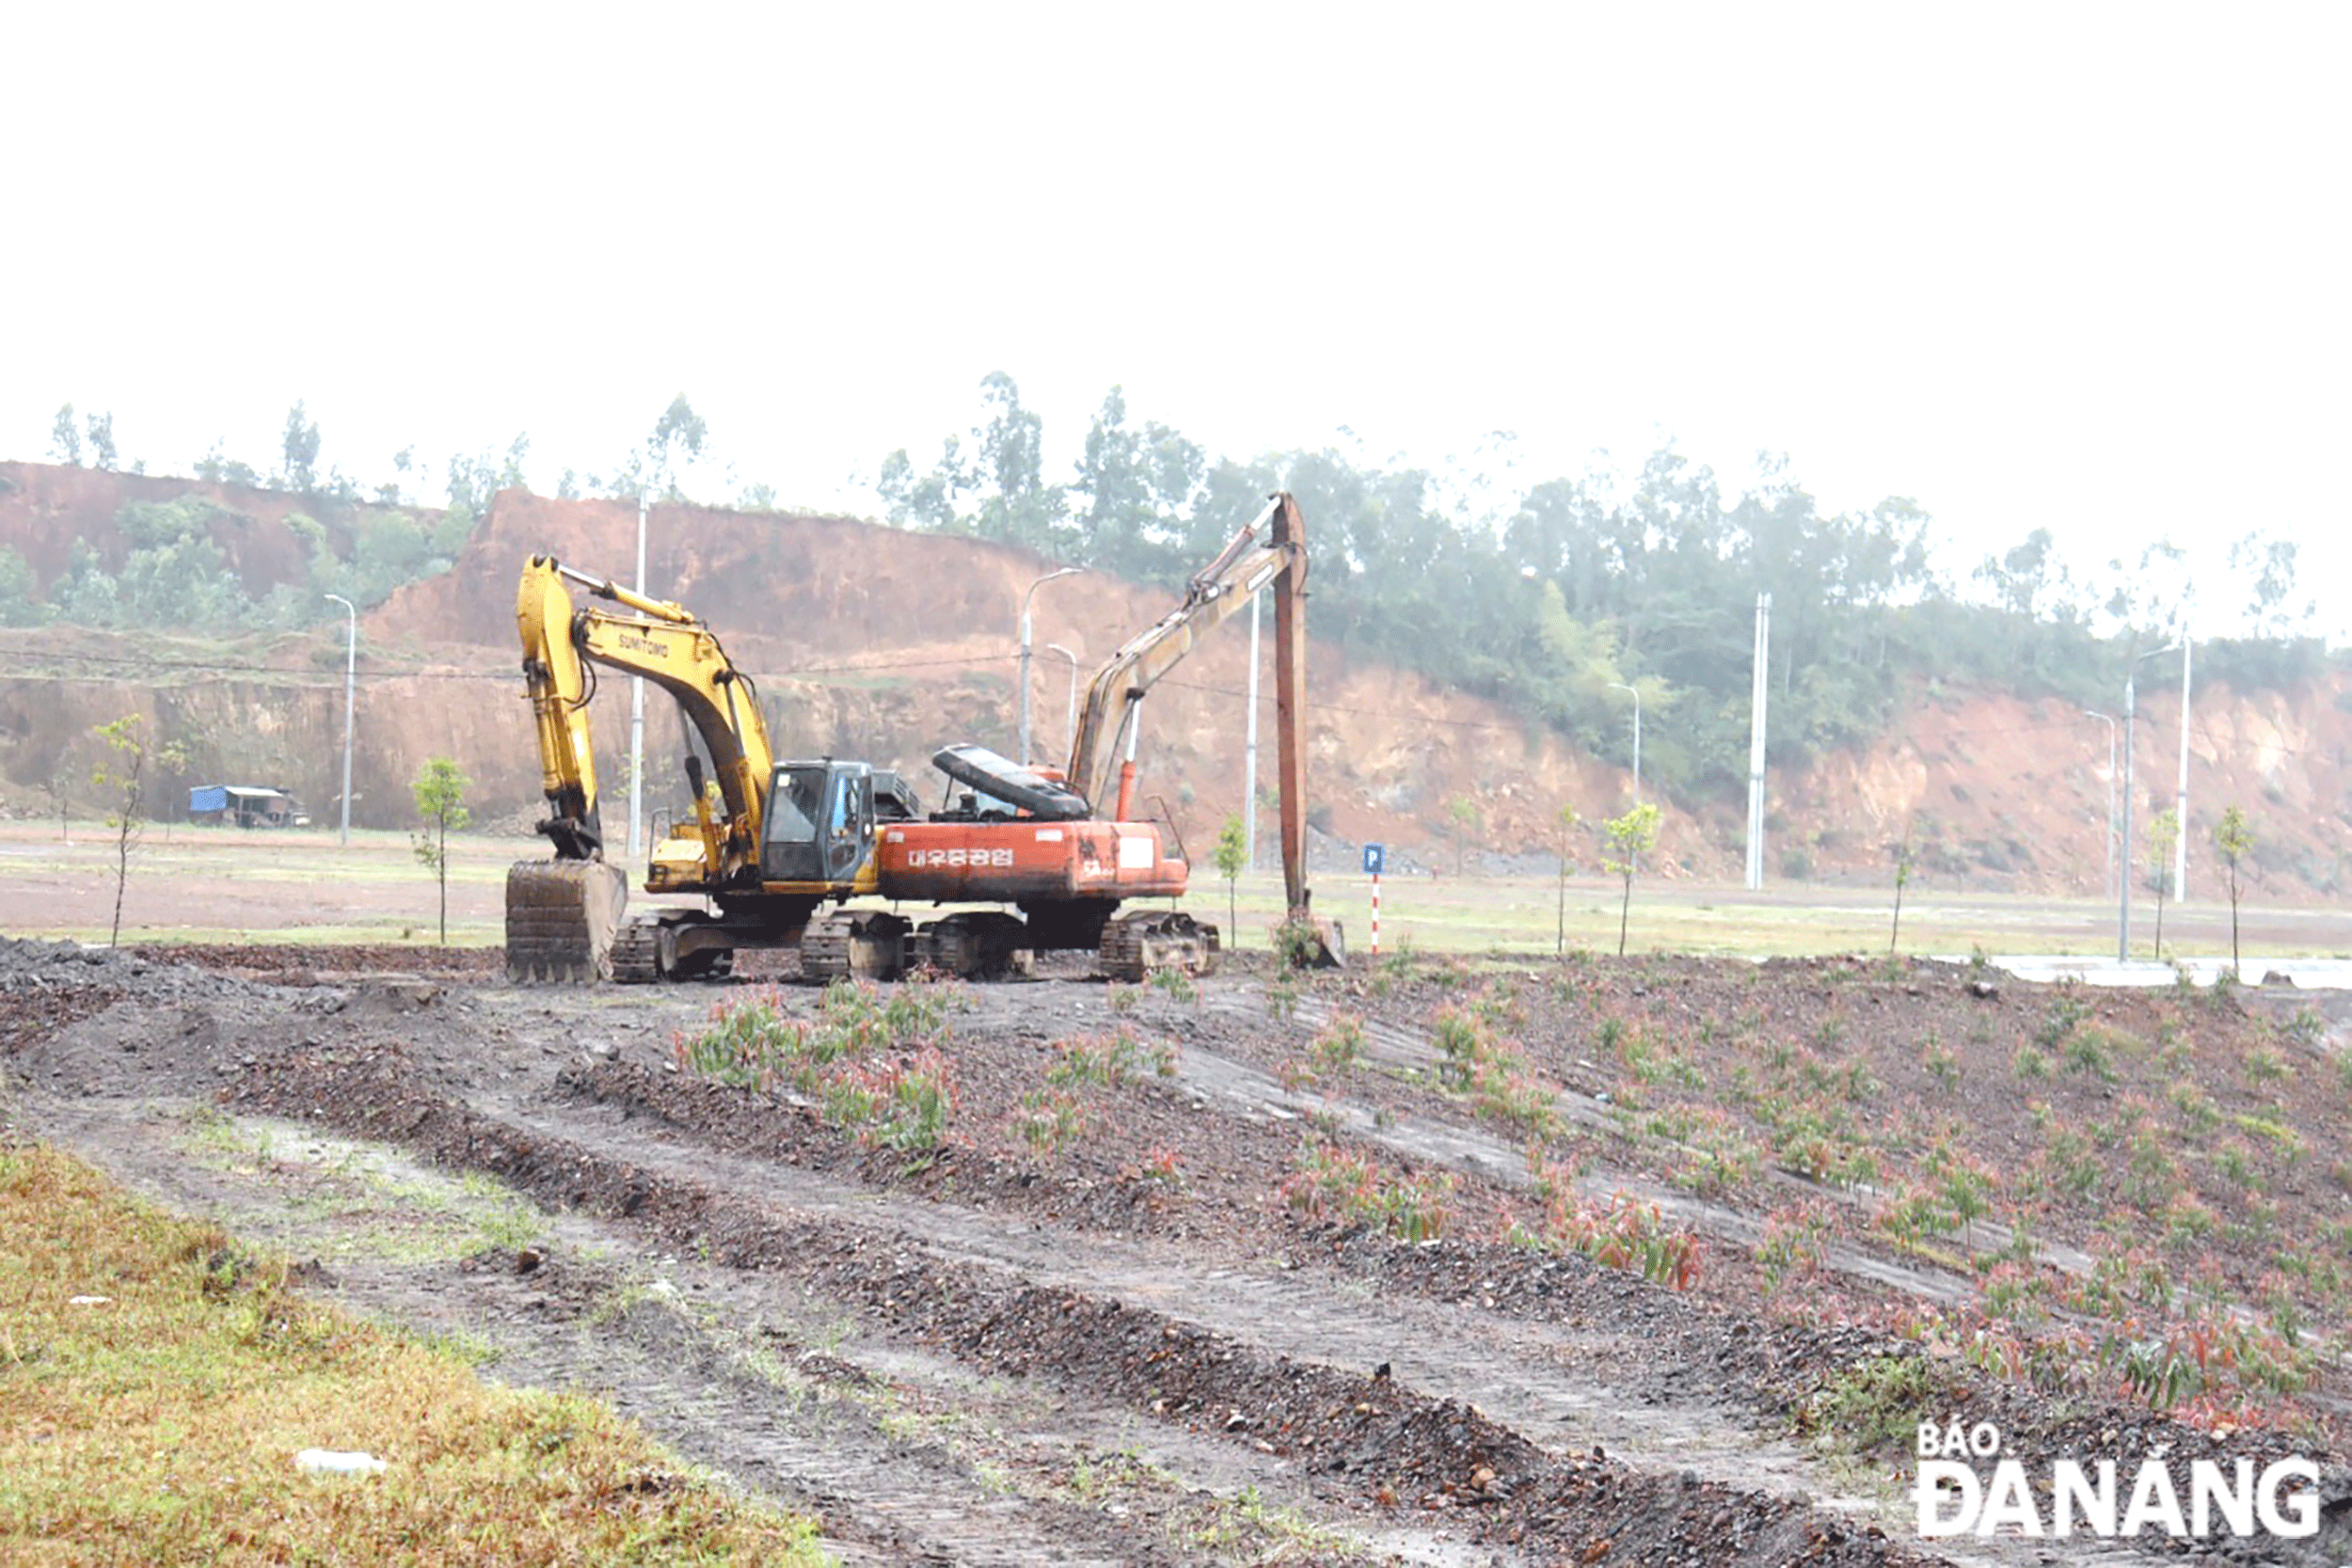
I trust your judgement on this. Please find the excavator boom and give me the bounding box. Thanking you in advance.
[1064,495,1300,817]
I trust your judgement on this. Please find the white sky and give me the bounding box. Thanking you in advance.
[8,4,2347,637]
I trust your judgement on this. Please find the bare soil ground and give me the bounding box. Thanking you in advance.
[6,937,2350,1565]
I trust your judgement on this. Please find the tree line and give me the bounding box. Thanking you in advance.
[879,376,2338,801]
[22,383,2339,812]
[12,397,721,634]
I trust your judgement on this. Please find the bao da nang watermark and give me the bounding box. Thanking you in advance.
[1915,1420,2319,1541]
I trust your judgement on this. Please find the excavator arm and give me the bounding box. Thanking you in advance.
[509,554,781,983]
[517,554,775,884]
[1059,492,1337,965]
[1064,493,1305,818]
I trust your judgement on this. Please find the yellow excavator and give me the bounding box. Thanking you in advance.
[504,557,916,982]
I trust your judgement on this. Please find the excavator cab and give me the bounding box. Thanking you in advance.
[761,760,878,886]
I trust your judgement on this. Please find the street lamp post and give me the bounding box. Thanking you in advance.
[323,594,356,846]
[1606,682,1642,805]
[2119,644,2180,963]
[1045,642,1081,763]
[2082,710,2117,900]
[628,493,647,863]
[1017,567,1084,766]
[2173,634,2192,904]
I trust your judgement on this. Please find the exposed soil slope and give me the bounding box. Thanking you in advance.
[3,461,2347,898]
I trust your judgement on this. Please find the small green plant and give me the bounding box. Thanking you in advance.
[89,715,188,948]
[409,756,471,945]
[1888,842,1913,954]
[2063,1030,2115,1083]
[2034,994,2089,1052]
[2167,1079,2220,1132]
[1265,969,1299,1021]
[2146,807,2180,959]
[1280,1011,1368,1092]
[1920,1035,1959,1089]
[1756,1202,1837,1293]
[1212,813,1246,944]
[1046,1029,1177,1088]
[1149,965,1200,1004]
[1016,1087,1087,1158]
[2213,804,2254,977]
[1601,802,1661,958]
[1539,1190,1700,1290]
[1279,1141,1452,1243]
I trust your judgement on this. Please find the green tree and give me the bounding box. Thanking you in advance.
[441,435,531,535]
[89,716,187,948]
[1068,386,1205,582]
[281,400,322,492]
[1554,803,1581,958]
[2146,808,2180,959]
[645,394,707,499]
[1602,802,1661,958]
[1213,813,1247,945]
[83,411,118,470]
[196,440,262,487]
[49,404,81,465]
[1446,796,1484,875]
[877,373,1066,552]
[2213,805,2254,978]
[1889,842,1914,955]
[410,758,472,944]
[0,546,44,626]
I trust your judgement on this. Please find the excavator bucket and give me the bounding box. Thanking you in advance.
[1275,912,1345,971]
[504,859,628,982]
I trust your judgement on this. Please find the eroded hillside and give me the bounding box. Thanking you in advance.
[2,462,2346,899]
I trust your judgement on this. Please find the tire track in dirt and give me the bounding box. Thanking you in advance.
[230,1044,1947,1567]
[542,1059,2163,1568]
[14,1093,1373,1567]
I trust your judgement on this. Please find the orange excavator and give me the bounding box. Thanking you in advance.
[803,489,1343,982]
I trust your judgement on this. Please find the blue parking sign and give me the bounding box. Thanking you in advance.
[1361,842,1385,876]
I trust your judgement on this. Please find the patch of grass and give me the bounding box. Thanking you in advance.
[2231,1113,2307,1164]
[678,983,957,1155]
[2062,1027,2118,1083]
[2167,1080,2221,1132]
[0,1140,822,1562]
[1180,1481,1369,1560]
[1799,1354,1940,1455]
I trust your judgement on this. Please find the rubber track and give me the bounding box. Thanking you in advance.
[610,920,661,985]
